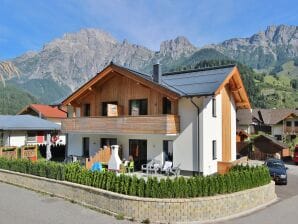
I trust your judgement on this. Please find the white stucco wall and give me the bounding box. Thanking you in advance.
[3,131,26,147]
[199,95,222,175]
[173,97,202,173]
[272,124,283,136]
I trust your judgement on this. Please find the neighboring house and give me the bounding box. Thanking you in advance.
[61,63,250,175]
[0,115,60,147]
[237,108,298,140]
[18,104,67,145]
[252,135,290,160]
[236,129,250,157]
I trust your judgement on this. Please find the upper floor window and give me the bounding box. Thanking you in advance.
[162,97,172,114]
[212,97,216,117]
[129,99,148,116]
[212,140,217,160]
[83,104,90,117]
[295,121,298,127]
[286,121,292,127]
[102,101,117,116]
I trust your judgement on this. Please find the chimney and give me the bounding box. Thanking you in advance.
[153,63,162,84]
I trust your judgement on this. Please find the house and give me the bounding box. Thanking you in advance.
[18,104,67,145]
[61,62,250,175]
[0,115,60,147]
[237,108,298,140]
[252,134,290,160]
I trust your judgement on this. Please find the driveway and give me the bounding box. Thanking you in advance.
[0,182,130,224]
[219,162,298,224]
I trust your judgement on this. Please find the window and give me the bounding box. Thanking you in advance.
[163,140,173,161]
[82,137,89,157]
[212,97,216,117]
[83,104,91,117]
[129,99,148,115]
[162,97,172,114]
[286,121,292,127]
[212,140,217,160]
[295,121,298,127]
[101,138,117,148]
[27,132,37,142]
[102,101,117,116]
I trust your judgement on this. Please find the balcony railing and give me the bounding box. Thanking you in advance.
[284,126,298,134]
[62,115,180,135]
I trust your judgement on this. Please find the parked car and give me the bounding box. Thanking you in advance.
[293,145,298,165]
[264,158,288,185]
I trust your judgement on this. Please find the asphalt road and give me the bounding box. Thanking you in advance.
[1,163,298,224]
[0,182,130,224]
[219,162,298,224]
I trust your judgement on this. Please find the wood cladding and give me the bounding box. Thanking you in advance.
[73,73,178,117]
[221,85,231,162]
[61,115,180,134]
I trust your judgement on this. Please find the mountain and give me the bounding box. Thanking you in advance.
[0,25,297,114]
[207,25,298,70]
[0,83,38,114]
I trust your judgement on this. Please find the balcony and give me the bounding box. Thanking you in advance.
[283,126,298,134]
[62,115,180,135]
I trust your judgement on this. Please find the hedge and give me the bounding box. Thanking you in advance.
[0,157,271,198]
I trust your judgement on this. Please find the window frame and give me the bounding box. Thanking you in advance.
[83,103,91,117]
[212,97,216,117]
[162,97,172,115]
[129,99,148,116]
[286,121,292,127]
[212,140,217,160]
[101,101,118,116]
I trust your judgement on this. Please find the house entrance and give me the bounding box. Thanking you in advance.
[129,139,147,170]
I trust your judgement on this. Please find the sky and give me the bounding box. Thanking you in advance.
[0,0,298,60]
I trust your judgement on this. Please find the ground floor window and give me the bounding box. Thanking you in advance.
[212,140,217,160]
[163,140,173,161]
[101,138,117,148]
[82,137,90,157]
[27,132,37,142]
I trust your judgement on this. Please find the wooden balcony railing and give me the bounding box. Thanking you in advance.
[62,115,180,135]
[284,126,298,134]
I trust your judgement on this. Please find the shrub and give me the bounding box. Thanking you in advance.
[0,157,271,199]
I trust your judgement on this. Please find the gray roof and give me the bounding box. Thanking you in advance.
[161,65,235,96]
[237,109,253,125]
[0,115,61,131]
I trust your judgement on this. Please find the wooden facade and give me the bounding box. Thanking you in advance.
[62,115,180,134]
[70,72,178,117]
[221,85,232,162]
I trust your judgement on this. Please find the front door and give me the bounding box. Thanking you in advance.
[129,139,147,170]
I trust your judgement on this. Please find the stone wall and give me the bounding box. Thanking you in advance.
[0,169,277,223]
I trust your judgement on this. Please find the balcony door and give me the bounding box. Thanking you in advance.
[129,139,147,170]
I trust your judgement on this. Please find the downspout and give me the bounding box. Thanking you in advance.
[189,97,201,174]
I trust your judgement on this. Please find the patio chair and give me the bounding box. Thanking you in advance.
[169,164,181,176]
[161,161,173,175]
[141,159,162,174]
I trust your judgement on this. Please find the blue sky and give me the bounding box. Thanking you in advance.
[0,0,298,60]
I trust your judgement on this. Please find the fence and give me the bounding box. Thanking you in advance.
[0,147,18,159]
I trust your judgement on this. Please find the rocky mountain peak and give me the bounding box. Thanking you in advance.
[160,36,197,59]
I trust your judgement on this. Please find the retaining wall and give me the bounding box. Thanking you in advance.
[0,169,277,223]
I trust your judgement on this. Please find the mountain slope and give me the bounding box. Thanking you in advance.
[0,25,297,113]
[0,83,38,114]
[207,25,298,70]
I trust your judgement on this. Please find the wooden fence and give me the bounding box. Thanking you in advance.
[21,145,38,161]
[217,156,248,174]
[0,147,18,159]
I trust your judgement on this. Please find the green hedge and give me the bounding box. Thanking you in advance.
[0,157,271,198]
